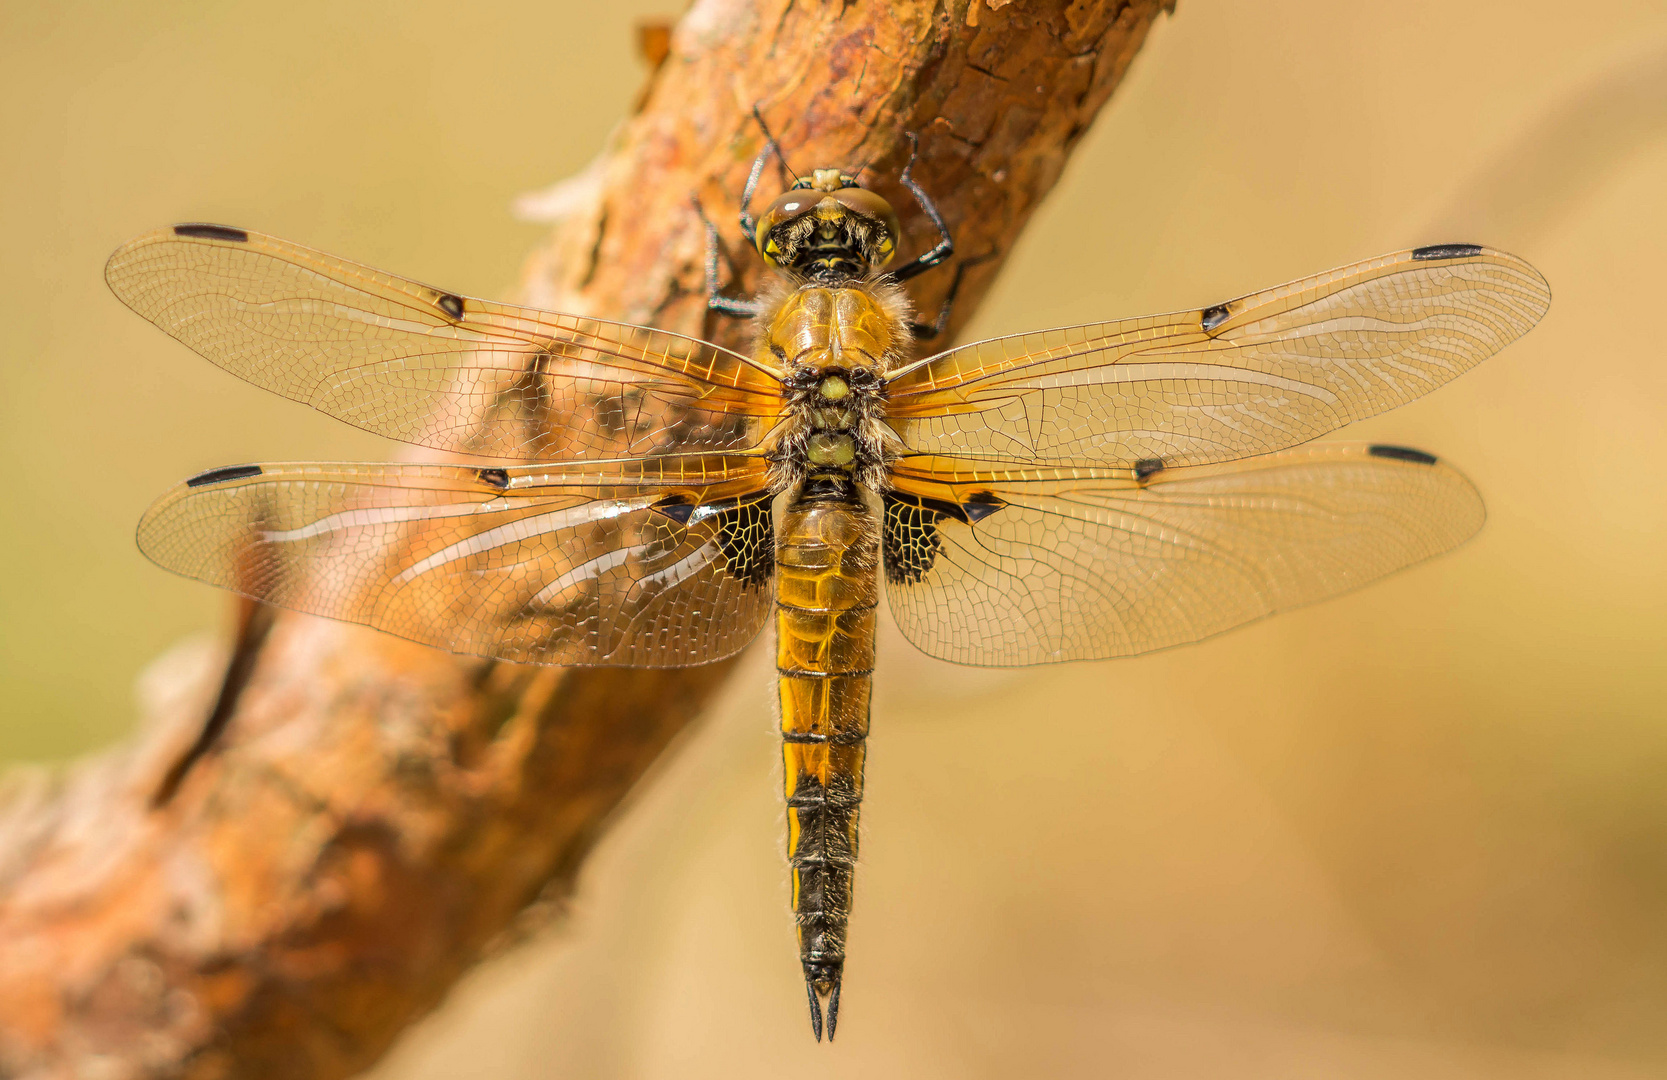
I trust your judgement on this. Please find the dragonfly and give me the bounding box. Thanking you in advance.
[107,131,1549,1041]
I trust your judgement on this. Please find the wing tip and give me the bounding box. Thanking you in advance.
[105,223,254,304]
[1408,241,1553,320]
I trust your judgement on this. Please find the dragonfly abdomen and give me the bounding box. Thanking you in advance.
[774,474,878,1042]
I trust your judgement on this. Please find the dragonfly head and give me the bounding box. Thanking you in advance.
[756,173,900,280]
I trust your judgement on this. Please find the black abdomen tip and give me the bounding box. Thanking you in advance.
[173,223,249,242]
[1368,444,1438,465]
[803,959,843,1042]
[1411,243,1483,261]
[186,463,263,488]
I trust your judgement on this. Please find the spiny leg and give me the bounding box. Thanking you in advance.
[909,248,998,341]
[890,131,954,284]
[742,104,796,244]
[692,196,762,319]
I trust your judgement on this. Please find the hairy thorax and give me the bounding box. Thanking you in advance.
[758,280,913,492]
[764,285,909,371]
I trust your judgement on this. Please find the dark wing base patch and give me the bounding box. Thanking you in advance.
[708,495,775,588]
[882,493,948,585]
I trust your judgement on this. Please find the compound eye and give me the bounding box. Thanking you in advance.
[754,189,819,265]
[831,187,901,268]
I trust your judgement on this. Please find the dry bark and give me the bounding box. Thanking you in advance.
[0,1,1172,1076]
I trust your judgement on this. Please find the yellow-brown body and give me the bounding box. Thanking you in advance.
[761,282,908,1038]
[776,479,876,1026]
[740,169,923,1040]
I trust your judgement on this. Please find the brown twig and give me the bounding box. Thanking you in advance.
[0,2,1171,1076]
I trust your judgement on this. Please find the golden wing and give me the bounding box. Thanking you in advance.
[107,225,785,460]
[881,443,1483,666]
[137,455,774,667]
[885,246,1548,469]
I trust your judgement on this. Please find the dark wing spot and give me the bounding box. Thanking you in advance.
[478,467,509,489]
[651,496,696,525]
[960,491,1006,523]
[710,495,774,588]
[1411,244,1483,261]
[1201,303,1231,332]
[1134,457,1164,480]
[173,224,249,242]
[883,493,950,585]
[1368,444,1438,465]
[186,464,263,488]
[437,293,465,320]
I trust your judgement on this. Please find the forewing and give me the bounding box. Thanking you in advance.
[886,246,1548,468]
[138,456,775,667]
[882,443,1484,666]
[107,225,784,460]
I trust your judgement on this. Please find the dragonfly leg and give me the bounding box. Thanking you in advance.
[889,132,954,284]
[909,248,998,341]
[694,196,762,319]
[741,104,797,243]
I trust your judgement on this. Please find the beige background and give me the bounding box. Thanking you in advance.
[5,0,1667,1076]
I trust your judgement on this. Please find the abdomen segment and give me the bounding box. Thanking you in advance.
[774,476,877,1041]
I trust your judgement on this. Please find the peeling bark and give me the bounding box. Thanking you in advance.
[0,2,1171,1076]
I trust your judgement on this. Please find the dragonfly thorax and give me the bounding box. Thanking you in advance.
[805,432,856,467]
[768,359,893,490]
[760,280,912,493]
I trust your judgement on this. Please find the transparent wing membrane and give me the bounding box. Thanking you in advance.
[886,246,1549,469]
[883,443,1485,666]
[119,225,1542,673]
[106,226,785,460]
[137,456,774,667]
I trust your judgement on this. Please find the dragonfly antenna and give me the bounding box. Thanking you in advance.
[846,147,880,183]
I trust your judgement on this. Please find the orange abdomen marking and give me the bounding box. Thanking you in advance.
[775,477,877,1038]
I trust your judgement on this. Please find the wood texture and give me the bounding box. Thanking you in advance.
[0,1,1172,1076]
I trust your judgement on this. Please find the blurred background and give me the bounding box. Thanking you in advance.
[4,0,1667,1076]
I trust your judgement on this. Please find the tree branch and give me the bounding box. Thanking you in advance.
[0,2,1171,1076]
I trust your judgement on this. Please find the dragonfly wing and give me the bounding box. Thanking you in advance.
[138,456,775,667]
[881,443,1484,666]
[886,246,1548,468]
[107,225,784,460]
